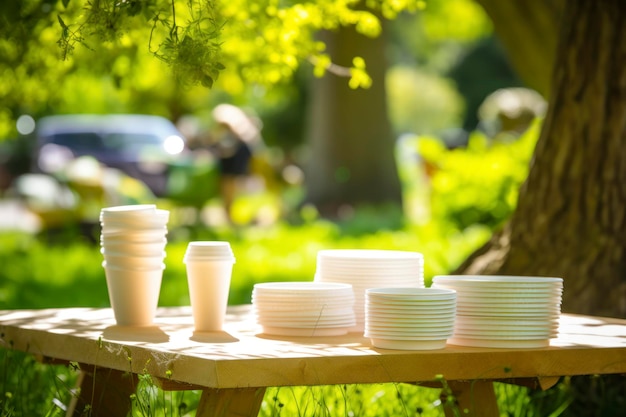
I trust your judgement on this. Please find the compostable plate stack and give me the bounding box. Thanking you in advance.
[252,282,356,337]
[432,275,563,348]
[314,249,425,332]
[365,287,457,350]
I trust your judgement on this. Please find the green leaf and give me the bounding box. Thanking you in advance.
[201,75,214,88]
[62,0,70,8]
[57,15,68,31]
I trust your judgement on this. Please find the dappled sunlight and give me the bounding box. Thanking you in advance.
[552,314,626,348]
[2,306,626,390]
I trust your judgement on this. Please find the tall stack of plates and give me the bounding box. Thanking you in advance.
[315,250,425,332]
[252,282,356,336]
[432,275,563,348]
[365,288,456,350]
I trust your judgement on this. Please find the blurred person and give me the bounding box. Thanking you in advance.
[477,87,547,140]
[211,104,265,222]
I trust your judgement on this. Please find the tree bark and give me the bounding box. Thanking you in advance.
[304,21,403,217]
[457,0,626,318]
[475,0,563,97]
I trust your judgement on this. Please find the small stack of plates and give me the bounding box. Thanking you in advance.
[365,288,457,350]
[315,249,425,332]
[252,282,356,336]
[432,275,563,348]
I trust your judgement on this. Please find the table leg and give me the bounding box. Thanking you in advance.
[441,380,499,417]
[196,387,267,417]
[66,367,138,417]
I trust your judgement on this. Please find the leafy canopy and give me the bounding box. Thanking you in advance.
[13,1,426,89]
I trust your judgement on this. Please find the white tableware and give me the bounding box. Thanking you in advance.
[447,337,551,349]
[432,275,563,348]
[252,281,356,337]
[185,253,235,332]
[364,287,456,351]
[260,326,352,337]
[315,249,426,332]
[100,241,167,257]
[370,338,447,350]
[103,262,164,326]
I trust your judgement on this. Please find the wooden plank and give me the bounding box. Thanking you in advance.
[66,367,138,417]
[442,380,499,417]
[196,387,266,417]
[1,308,625,390]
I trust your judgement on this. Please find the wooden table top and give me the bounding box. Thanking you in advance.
[1,306,625,389]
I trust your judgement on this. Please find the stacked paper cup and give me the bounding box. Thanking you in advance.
[99,204,169,326]
[183,241,236,332]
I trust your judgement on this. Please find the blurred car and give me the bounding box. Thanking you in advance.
[33,114,188,197]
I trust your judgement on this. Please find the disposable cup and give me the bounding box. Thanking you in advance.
[102,251,166,269]
[100,204,157,219]
[100,229,168,243]
[185,258,235,332]
[103,262,164,326]
[100,241,167,256]
[100,210,170,229]
[185,241,233,256]
[183,255,235,264]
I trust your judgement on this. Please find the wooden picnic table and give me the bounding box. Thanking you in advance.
[1,305,625,416]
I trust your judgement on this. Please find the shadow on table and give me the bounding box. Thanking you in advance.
[191,331,239,344]
[102,325,170,343]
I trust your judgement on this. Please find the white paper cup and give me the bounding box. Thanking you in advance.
[185,259,234,332]
[102,250,166,269]
[185,241,233,255]
[100,229,168,243]
[103,262,164,326]
[100,240,167,256]
[100,204,157,219]
[100,210,169,229]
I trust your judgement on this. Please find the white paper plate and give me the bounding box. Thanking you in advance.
[433,275,563,282]
[367,287,456,299]
[365,331,453,340]
[261,326,351,337]
[454,321,559,330]
[455,317,560,327]
[319,276,423,285]
[257,317,356,327]
[447,337,551,348]
[252,297,354,307]
[253,281,353,294]
[366,313,457,322]
[456,301,560,310]
[366,303,456,312]
[366,329,454,339]
[370,338,447,350]
[318,249,424,260]
[366,318,456,328]
[453,329,557,338]
[254,312,355,322]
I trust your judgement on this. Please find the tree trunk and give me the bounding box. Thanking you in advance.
[475,0,563,97]
[304,22,403,217]
[457,0,626,318]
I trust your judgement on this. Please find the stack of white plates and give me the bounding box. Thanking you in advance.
[432,275,563,348]
[252,282,356,336]
[315,249,425,332]
[365,288,457,350]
